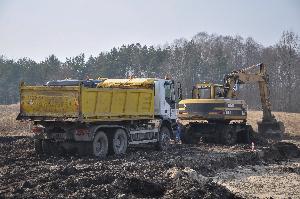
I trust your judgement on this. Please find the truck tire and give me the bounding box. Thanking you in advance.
[109,129,128,155]
[92,131,108,158]
[157,126,171,151]
[34,139,43,154]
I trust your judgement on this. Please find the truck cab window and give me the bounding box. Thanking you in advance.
[165,84,171,103]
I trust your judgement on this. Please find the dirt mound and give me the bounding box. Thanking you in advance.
[1,136,300,198]
[257,142,300,163]
[114,177,165,198]
[272,142,300,158]
[164,167,240,199]
[1,137,262,198]
[0,106,299,198]
[2,136,299,198]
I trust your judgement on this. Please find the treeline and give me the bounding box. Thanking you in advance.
[0,31,299,112]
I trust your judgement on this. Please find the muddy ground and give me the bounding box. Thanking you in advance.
[1,105,300,198]
[0,135,300,199]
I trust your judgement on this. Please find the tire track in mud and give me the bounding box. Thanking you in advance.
[0,136,299,198]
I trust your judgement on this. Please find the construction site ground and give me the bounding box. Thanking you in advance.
[1,105,300,198]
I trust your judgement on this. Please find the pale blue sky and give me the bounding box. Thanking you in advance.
[0,0,299,61]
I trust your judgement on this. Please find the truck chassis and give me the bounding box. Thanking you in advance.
[33,119,174,157]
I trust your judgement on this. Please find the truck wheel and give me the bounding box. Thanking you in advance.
[110,129,128,155]
[34,139,43,154]
[157,126,171,151]
[93,131,108,158]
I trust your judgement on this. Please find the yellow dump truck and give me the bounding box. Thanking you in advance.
[17,78,179,157]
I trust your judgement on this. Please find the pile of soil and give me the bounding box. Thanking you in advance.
[1,136,299,198]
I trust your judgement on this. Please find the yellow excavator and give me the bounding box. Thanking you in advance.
[178,63,284,144]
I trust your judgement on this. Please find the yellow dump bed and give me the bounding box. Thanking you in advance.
[19,79,155,121]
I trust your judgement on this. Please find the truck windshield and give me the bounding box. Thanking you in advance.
[165,84,171,102]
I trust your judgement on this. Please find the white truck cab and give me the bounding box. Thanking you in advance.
[154,79,178,120]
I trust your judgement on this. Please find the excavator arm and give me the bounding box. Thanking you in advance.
[223,63,284,137]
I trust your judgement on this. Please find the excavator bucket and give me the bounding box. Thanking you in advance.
[257,120,285,139]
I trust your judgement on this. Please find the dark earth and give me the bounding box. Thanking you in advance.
[0,135,299,199]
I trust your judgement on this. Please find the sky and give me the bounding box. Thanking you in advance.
[0,0,299,61]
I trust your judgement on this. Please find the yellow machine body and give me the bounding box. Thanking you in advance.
[178,98,247,121]
[178,83,247,122]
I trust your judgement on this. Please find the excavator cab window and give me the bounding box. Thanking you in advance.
[199,88,211,99]
[193,84,224,99]
[192,85,212,99]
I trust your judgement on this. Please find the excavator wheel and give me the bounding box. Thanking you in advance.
[236,125,253,144]
[180,125,198,144]
[220,126,238,145]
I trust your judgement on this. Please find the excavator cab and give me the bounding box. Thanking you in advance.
[179,81,247,122]
[192,83,224,99]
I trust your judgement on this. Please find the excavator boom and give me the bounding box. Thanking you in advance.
[223,63,284,137]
